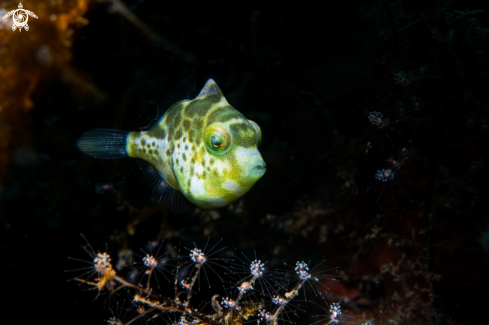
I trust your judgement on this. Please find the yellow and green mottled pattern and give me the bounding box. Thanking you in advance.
[126,79,266,209]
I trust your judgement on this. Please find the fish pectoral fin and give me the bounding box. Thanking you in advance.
[136,160,187,213]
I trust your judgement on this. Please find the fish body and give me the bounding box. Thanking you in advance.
[77,79,266,210]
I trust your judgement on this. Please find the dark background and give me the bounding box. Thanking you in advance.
[1,0,489,324]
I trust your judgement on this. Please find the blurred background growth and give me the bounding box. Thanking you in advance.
[1,0,488,324]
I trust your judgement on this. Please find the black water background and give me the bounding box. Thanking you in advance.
[2,1,489,324]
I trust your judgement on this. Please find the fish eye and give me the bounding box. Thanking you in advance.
[203,123,230,154]
[210,136,222,148]
[248,120,262,147]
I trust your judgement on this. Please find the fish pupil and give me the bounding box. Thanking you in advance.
[211,135,222,148]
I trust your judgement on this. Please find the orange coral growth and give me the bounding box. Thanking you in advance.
[0,0,99,179]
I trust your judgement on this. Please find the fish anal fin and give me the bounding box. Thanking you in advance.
[136,160,187,213]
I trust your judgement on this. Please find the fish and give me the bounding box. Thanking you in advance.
[76,79,266,212]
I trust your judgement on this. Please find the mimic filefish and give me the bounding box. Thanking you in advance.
[77,79,266,212]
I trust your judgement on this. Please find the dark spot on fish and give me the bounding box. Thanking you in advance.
[175,129,183,140]
[155,127,166,139]
[184,144,188,150]
[183,119,191,131]
[180,167,184,173]
[182,153,187,162]
[188,130,194,143]
[213,169,218,177]
[187,179,191,188]
[146,144,151,148]
[166,149,170,156]
[140,139,146,146]
[164,116,171,126]
[177,143,180,149]
[194,119,203,130]
[207,107,234,124]
[191,157,195,164]
[174,116,182,127]
[202,159,206,167]
[176,158,179,165]
[152,141,155,147]
[188,97,215,118]
[210,159,215,165]
[230,122,249,133]
[148,149,153,155]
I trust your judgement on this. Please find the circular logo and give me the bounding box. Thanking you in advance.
[2,3,38,32]
[13,9,28,28]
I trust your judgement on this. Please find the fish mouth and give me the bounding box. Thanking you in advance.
[252,161,267,177]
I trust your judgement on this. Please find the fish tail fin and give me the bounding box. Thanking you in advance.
[76,129,129,159]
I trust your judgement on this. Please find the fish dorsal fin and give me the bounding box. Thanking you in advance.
[136,160,188,213]
[141,81,197,131]
[196,79,228,105]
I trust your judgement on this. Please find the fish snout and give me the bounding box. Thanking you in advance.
[251,160,267,178]
[254,161,266,171]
